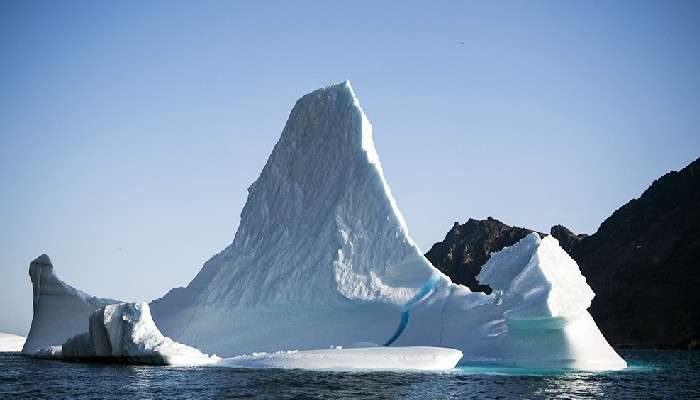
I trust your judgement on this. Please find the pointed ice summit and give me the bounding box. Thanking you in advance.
[23,81,626,370]
[150,81,439,354]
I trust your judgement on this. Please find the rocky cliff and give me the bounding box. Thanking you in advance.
[550,157,700,350]
[427,157,699,349]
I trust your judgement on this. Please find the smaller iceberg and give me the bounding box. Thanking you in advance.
[477,233,595,330]
[22,254,119,354]
[36,302,220,366]
[0,333,26,352]
[220,346,463,371]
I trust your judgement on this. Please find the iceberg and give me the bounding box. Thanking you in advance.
[22,255,119,354]
[23,81,626,370]
[35,302,219,366]
[0,333,26,352]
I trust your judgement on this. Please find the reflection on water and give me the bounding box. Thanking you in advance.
[0,350,697,399]
[535,374,610,399]
[131,366,157,399]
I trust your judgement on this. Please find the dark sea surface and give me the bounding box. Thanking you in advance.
[1,350,698,399]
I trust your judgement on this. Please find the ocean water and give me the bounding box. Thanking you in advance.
[1,350,697,399]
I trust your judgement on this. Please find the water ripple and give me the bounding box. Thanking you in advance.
[0,350,697,399]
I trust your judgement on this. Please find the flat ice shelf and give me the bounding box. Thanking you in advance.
[219,346,463,371]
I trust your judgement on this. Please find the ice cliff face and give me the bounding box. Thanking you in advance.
[24,81,626,370]
[22,255,119,354]
[36,302,219,366]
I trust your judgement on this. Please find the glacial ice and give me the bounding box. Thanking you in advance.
[399,233,626,370]
[23,81,626,371]
[33,301,460,370]
[219,346,463,371]
[36,302,219,366]
[22,255,119,354]
[0,333,26,352]
[147,81,440,357]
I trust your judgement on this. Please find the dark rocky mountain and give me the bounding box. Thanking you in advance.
[550,157,700,350]
[426,157,699,349]
[424,217,542,294]
[549,224,588,254]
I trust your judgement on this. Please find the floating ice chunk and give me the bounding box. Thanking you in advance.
[36,302,219,366]
[220,346,462,371]
[22,255,120,354]
[0,333,26,352]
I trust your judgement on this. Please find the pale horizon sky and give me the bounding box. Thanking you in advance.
[2,1,699,335]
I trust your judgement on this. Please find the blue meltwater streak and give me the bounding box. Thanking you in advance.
[383,274,440,346]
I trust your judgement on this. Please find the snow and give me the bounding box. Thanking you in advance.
[23,81,626,371]
[0,333,26,352]
[220,346,462,371]
[36,302,219,366]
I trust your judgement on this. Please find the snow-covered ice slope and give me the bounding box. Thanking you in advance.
[25,81,626,370]
[36,302,219,366]
[220,346,462,371]
[0,333,26,352]
[150,81,439,355]
[22,255,120,354]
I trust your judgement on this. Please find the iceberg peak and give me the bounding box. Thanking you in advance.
[31,254,52,267]
[147,79,439,354]
[23,255,119,354]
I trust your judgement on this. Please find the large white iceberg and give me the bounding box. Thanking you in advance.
[22,81,626,370]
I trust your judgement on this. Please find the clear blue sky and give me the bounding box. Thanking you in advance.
[1,1,699,335]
